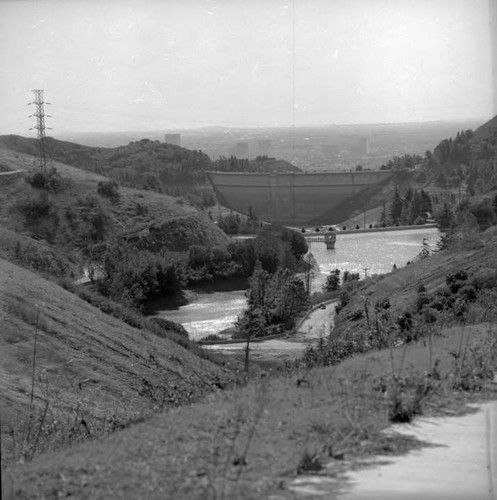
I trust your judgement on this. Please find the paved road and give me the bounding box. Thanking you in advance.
[205,300,337,360]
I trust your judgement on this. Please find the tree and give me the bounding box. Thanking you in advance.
[304,252,318,293]
[97,180,120,202]
[390,186,403,224]
[434,202,454,231]
[343,270,360,282]
[379,200,387,227]
[247,205,258,227]
[323,268,340,292]
[417,238,430,260]
[247,260,269,311]
[236,306,266,375]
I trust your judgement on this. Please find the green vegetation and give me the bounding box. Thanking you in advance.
[25,165,65,192]
[2,115,497,498]
[237,263,309,338]
[323,268,340,292]
[0,136,301,210]
[213,155,301,173]
[216,207,260,234]
[8,320,496,498]
[187,226,308,285]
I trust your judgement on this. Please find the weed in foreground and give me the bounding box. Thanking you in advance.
[199,380,269,500]
[297,449,323,474]
[450,325,497,391]
[386,373,433,423]
[4,384,143,465]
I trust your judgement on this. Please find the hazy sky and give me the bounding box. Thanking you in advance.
[0,0,494,134]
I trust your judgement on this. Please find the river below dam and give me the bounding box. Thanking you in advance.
[154,227,440,341]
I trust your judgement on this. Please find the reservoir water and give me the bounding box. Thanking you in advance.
[156,227,440,340]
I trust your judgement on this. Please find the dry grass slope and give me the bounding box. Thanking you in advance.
[0,258,232,456]
[6,321,496,499]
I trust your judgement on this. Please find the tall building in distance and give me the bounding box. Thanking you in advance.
[257,139,272,157]
[164,133,181,146]
[356,137,369,156]
[236,142,249,158]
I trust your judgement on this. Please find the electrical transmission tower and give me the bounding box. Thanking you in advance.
[28,89,51,177]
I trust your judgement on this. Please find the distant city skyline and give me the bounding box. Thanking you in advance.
[0,0,494,135]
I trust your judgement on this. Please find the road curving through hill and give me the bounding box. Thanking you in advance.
[204,300,337,361]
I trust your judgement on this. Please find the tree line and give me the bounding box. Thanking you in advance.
[380,186,433,227]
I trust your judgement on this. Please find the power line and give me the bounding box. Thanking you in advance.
[291,0,296,161]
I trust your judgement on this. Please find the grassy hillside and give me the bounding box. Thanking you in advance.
[0,257,233,462]
[5,312,496,498]
[471,114,497,145]
[0,134,211,179]
[2,120,497,498]
[0,144,238,465]
[0,146,229,264]
[4,179,497,499]
[0,136,301,207]
[329,227,497,353]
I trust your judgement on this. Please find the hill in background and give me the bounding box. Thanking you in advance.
[0,135,301,209]
[0,141,238,461]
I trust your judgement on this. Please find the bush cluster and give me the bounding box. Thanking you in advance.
[95,243,186,308]
[97,180,120,202]
[14,241,70,277]
[415,269,497,321]
[216,208,260,235]
[187,227,307,285]
[25,166,64,192]
[239,265,308,336]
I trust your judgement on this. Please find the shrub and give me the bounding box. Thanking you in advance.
[25,166,64,192]
[14,194,53,221]
[96,244,186,308]
[339,288,351,308]
[283,316,295,330]
[97,180,120,202]
[416,293,430,312]
[458,285,477,302]
[451,336,497,391]
[469,268,497,290]
[396,311,413,333]
[201,334,224,342]
[374,297,391,311]
[146,316,189,338]
[386,373,432,423]
[347,309,364,321]
[446,270,468,293]
[14,241,69,276]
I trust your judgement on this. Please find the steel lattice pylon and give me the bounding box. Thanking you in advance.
[28,89,51,176]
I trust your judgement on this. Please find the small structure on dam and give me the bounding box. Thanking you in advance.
[207,170,393,226]
[304,231,337,249]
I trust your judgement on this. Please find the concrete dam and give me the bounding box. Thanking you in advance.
[207,170,393,226]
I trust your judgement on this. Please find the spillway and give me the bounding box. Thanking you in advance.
[207,170,393,226]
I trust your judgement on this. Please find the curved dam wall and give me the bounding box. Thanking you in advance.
[208,170,393,226]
